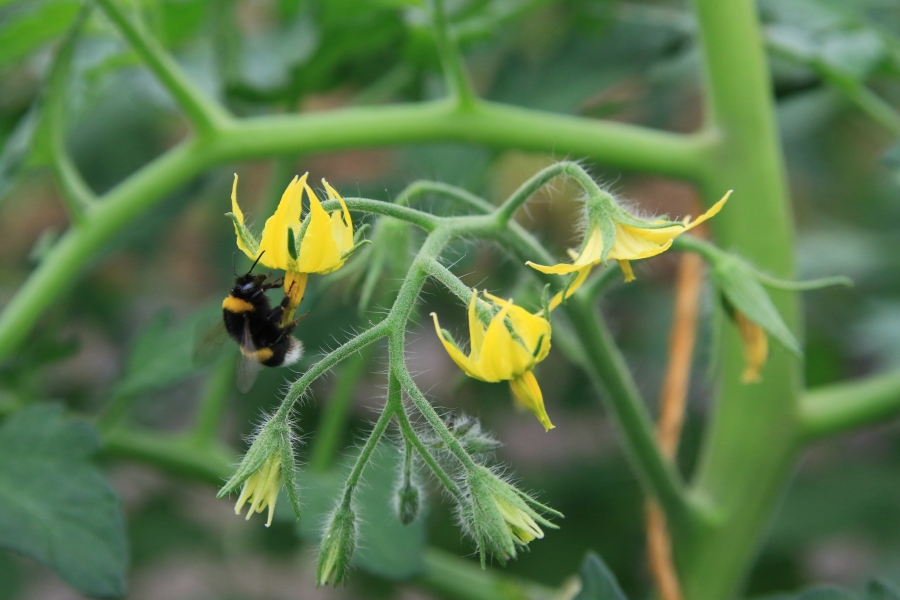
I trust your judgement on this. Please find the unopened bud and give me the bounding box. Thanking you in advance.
[396,480,421,525]
[317,503,356,587]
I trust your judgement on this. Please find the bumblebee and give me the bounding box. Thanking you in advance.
[222,253,303,392]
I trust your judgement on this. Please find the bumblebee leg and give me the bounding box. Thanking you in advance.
[267,306,285,322]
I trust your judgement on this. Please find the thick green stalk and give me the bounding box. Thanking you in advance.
[214,101,709,180]
[678,0,801,598]
[430,0,477,109]
[800,369,900,441]
[0,141,209,360]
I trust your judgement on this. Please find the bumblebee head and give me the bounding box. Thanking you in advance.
[231,252,268,298]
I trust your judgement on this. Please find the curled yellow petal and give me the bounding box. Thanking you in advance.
[297,182,345,274]
[509,372,554,431]
[684,190,731,232]
[735,310,768,384]
[258,174,307,270]
[431,312,480,379]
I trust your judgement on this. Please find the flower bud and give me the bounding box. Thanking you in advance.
[461,466,561,566]
[317,503,356,587]
[396,479,421,526]
[217,416,302,524]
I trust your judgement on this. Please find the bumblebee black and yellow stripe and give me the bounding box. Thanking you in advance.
[223,296,255,313]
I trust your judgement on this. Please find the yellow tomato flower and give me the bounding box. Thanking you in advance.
[431,291,554,431]
[228,174,356,323]
[528,191,731,308]
[234,453,282,527]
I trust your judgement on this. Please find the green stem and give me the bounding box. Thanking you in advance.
[103,427,234,485]
[800,369,900,440]
[430,0,477,109]
[494,161,600,225]
[94,0,231,134]
[191,356,235,445]
[395,180,492,214]
[275,320,391,420]
[419,548,556,600]
[339,403,395,505]
[325,197,438,231]
[0,141,209,361]
[563,297,694,532]
[215,101,709,180]
[390,367,465,502]
[583,263,621,299]
[309,346,375,473]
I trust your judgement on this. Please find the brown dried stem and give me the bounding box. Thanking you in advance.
[646,249,705,600]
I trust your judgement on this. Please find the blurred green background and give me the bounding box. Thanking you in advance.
[1,0,900,598]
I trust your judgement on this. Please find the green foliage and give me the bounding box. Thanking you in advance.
[0,404,126,598]
[114,308,213,397]
[0,1,79,69]
[573,552,628,600]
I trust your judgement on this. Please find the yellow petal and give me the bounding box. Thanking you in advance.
[482,292,551,362]
[526,260,585,275]
[735,310,768,384]
[684,191,731,232]
[618,259,635,282]
[527,228,604,275]
[509,372,554,431]
[297,182,344,273]
[569,227,605,267]
[323,179,354,252]
[478,302,535,381]
[431,312,480,379]
[230,174,256,260]
[258,174,307,270]
[607,223,677,260]
[548,264,592,311]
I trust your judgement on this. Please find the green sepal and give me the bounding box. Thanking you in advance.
[532,334,545,358]
[439,328,464,353]
[317,502,357,587]
[279,430,302,520]
[598,213,616,264]
[753,271,853,292]
[217,417,285,498]
[226,212,260,257]
[341,238,372,260]
[287,227,298,260]
[711,256,801,356]
[353,222,371,244]
[540,284,551,317]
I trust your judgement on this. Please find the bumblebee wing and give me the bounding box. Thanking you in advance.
[236,320,264,393]
[193,319,230,367]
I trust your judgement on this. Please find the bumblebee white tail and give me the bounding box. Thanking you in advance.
[284,338,304,366]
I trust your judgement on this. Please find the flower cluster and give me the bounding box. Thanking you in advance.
[228,173,362,324]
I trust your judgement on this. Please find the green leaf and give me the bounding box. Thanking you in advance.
[0,1,81,69]
[712,256,801,355]
[115,307,216,397]
[868,580,900,600]
[762,587,856,600]
[573,552,628,600]
[0,404,127,597]
[0,106,40,202]
[295,442,427,581]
